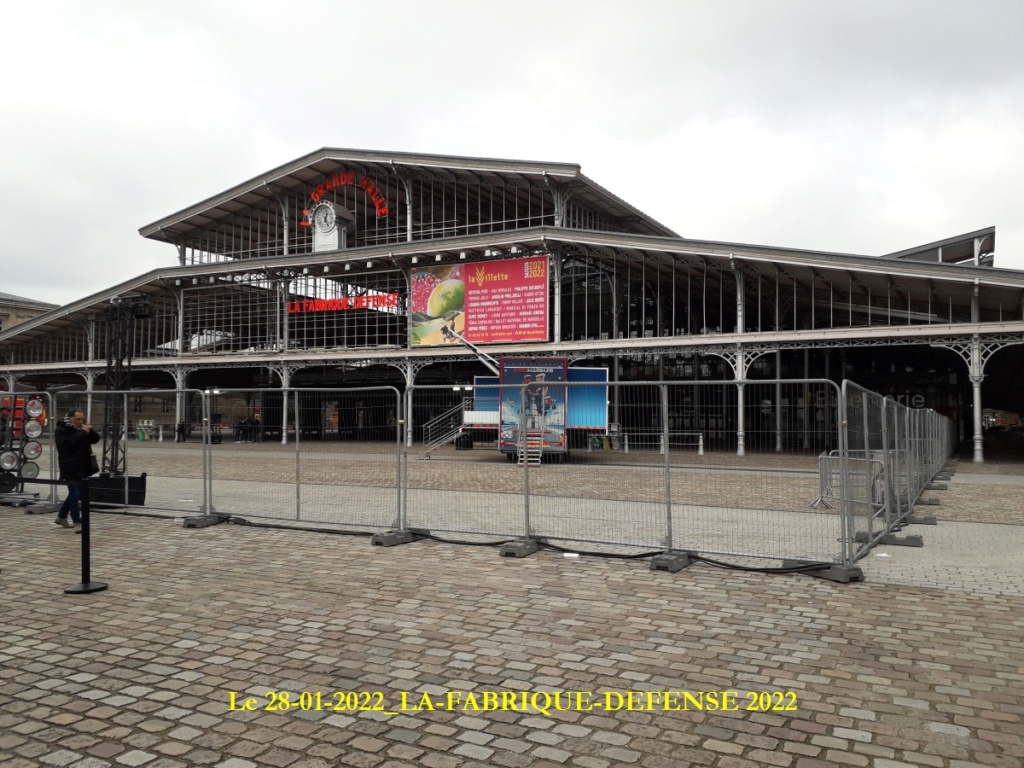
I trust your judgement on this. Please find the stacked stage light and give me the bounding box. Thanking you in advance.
[0,396,44,496]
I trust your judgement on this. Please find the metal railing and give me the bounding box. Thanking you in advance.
[419,399,467,458]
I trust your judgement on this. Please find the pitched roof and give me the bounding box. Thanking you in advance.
[0,291,59,309]
[138,147,679,242]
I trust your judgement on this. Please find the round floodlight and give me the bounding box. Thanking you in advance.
[19,461,39,480]
[24,398,44,418]
[22,440,42,460]
[0,451,18,471]
[23,419,43,438]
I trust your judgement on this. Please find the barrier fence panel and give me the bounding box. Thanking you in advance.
[204,387,401,530]
[843,382,888,548]
[295,387,401,529]
[404,384,527,538]
[887,400,911,519]
[843,381,955,559]
[403,377,846,563]
[12,376,955,574]
[742,380,839,456]
[48,389,208,516]
[528,381,669,551]
[665,380,844,564]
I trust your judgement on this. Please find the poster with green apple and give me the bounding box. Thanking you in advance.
[410,264,466,346]
[410,255,549,346]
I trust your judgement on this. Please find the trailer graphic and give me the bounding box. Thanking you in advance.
[463,359,609,459]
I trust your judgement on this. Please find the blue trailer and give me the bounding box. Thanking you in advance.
[464,360,609,458]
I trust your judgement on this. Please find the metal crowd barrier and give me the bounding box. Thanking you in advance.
[5,377,955,583]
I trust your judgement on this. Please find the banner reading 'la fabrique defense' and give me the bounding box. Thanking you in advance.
[409,255,549,347]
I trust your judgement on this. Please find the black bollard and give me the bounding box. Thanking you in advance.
[64,479,108,594]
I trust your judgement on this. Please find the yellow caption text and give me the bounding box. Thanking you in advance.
[228,689,798,716]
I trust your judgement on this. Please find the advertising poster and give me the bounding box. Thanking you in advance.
[409,255,549,347]
[499,357,567,455]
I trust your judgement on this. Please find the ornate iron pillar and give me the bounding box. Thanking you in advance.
[549,184,572,229]
[736,347,747,458]
[275,365,294,445]
[732,258,744,334]
[932,332,1024,465]
[733,264,747,457]
[970,335,984,463]
[279,275,291,353]
[177,288,186,356]
[706,344,776,458]
[803,349,811,450]
[82,370,97,423]
[87,318,96,362]
[775,350,783,452]
[384,360,429,448]
[552,247,562,344]
[401,176,414,242]
[404,363,414,448]
[268,186,290,256]
[171,367,188,435]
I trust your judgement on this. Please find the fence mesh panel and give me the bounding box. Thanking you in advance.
[19,376,955,572]
[664,381,842,563]
[205,387,400,529]
[49,389,207,516]
[405,384,526,538]
[405,379,846,564]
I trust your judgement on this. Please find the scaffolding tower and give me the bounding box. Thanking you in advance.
[102,296,153,475]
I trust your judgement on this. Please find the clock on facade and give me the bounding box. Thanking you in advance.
[312,202,337,234]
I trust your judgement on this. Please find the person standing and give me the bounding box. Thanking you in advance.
[54,410,100,533]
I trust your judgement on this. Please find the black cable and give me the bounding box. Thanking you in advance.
[687,553,831,574]
[416,532,516,547]
[107,509,834,575]
[91,508,183,521]
[221,515,374,537]
[537,540,665,560]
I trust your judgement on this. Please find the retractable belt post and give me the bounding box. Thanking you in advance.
[64,478,108,594]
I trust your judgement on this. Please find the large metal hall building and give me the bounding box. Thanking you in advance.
[1,147,1023,462]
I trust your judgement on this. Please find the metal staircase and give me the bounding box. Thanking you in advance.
[417,400,468,459]
[517,430,544,465]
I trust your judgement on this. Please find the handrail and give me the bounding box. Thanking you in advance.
[419,401,466,457]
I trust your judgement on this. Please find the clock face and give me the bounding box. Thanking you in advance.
[313,204,336,234]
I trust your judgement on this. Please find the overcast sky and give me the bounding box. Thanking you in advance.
[3,0,1024,307]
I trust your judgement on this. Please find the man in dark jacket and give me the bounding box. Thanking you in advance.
[54,409,100,533]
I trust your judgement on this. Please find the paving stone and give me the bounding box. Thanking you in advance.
[39,750,83,766]
[2,478,1022,768]
[114,751,157,766]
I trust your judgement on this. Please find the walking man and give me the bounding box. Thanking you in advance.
[54,409,100,533]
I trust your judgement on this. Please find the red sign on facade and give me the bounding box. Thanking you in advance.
[288,293,399,313]
[304,172,390,219]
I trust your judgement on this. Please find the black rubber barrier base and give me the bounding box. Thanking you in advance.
[64,581,108,594]
[499,539,540,558]
[650,551,692,572]
[370,528,430,547]
[782,561,865,583]
[182,515,225,528]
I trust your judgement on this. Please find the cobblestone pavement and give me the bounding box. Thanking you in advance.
[3,441,1023,768]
